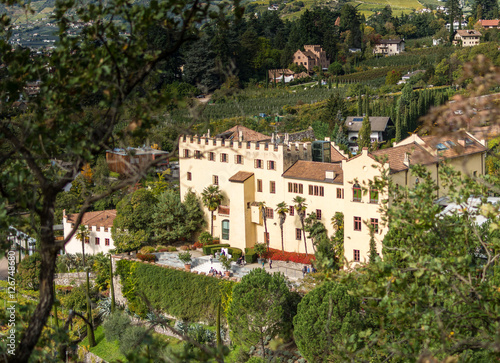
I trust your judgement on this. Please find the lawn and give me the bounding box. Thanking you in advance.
[79,325,127,362]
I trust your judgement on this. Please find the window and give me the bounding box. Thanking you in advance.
[221,153,228,162]
[353,183,362,202]
[254,159,263,169]
[257,179,263,192]
[371,218,379,233]
[370,189,379,203]
[85,237,89,244]
[265,207,274,219]
[187,172,192,181]
[337,188,344,199]
[105,238,110,246]
[296,228,302,240]
[95,237,100,245]
[316,209,322,219]
[354,216,362,231]
[288,182,293,193]
[222,220,229,240]
[235,155,243,164]
[183,149,190,158]
[194,150,201,159]
[213,175,219,185]
[319,186,324,197]
[209,152,215,161]
[267,160,276,170]
[292,183,304,194]
[270,181,276,194]
[289,206,294,216]
[309,185,313,195]
[353,249,360,262]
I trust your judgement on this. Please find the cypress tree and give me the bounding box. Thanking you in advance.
[358,115,372,150]
[357,90,363,116]
[395,112,402,142]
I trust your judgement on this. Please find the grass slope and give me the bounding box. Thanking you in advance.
[79,325,127,362]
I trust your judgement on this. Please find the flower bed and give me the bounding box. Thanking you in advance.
[136,253,156,262]
[264,248,315,265]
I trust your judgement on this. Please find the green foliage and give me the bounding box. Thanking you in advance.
[119,325,150,356]
[103,311,131,343]
[293,281,368,361]
[17,253,41,291]
[152,189,190,244]
[202,243,231,255]
[357,115,372,150]
[178,251,192,264]
[386,68,402,85]
[227,269,295,358]
[140,246,156,254]
[116,260,234,323]
[60,283,99,312]
[253,243,267,258]
[198,231,214,246]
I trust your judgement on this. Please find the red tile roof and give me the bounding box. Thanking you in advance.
[283,160,343,183]
[480,19,499,27]
[229,171,254,183]
[218,125,269,142]
[331,145,348,162]
[66,210,117,228]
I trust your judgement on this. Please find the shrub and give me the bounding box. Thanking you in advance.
[202,243,230,255]
[17,253,42,291]
[178,251,192,264]
[245,250,257,264]
[199,231,214,246]
[155,245,168,252]
[119,325,149,356]
[253,243,267,258]
[228,247,243,261]
[180,245,191,251]
[136,253,156,262]
[139,246,156,254]
[167,246,177,252]
[192,241,203,249]
[116,260,235,323]
[60,283,99,311]
[103,311,131,342]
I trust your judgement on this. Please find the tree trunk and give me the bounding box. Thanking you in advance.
[210,210,214,236]
[301,219,308,256]
[12,209,58,362]
[86,269,96,347]
[280,225,284,252]
[110,254,116,313]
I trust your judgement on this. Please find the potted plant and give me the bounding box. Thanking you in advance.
[178,251,192,271]
[254,243,267,265]
[219,254,232,277]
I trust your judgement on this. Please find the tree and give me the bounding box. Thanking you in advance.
[293,196,309,255]
[386,69,402,85]
[152,189,189,244]
[75,225,96,347]
[357,115,372,150]
[0,0,241,358]
[275,202,288,252]
[259,201,269,251]
[227,269,293,359]
[293,281,368,362]
[183,189,206,240]
[201,185,224,236]
[304,212,327,247]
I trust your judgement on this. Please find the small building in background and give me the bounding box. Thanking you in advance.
[293,45,330,73]
[373,39,405,56]
[106,146,169,174]
[453,30,481,47]
[345,116,394,153]
[63,209,117,255]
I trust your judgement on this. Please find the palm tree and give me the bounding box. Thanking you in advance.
[259,201,269,251]
[75,225,95,347]
[293,196,309,256]
[275,202,288,252]
[201,185,223,236]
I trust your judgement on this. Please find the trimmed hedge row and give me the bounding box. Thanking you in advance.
[115,259,234,324]
[202,243,230,255]
[244,248,257,264]
[212,247,243,261]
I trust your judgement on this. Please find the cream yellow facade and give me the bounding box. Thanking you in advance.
[179,130,486,265]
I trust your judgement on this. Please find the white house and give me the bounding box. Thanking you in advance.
[63,209,117,255]
[345,116,394,153]
[373,39,405,56]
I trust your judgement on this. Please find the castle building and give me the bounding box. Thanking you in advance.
[179,128,486,265]
[293,45,330,73]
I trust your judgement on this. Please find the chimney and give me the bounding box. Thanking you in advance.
[284,133,289,145]
[207,129,211,138]
[403,152,410,167]
[325,170,335,179]
[325,137,330,141]
[271,133,275,143]
[239,130,243,142]
[63,209,66,219]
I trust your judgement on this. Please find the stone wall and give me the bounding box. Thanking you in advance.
[54,272,95,287]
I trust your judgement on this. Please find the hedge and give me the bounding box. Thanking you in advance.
[202,243,230,255]
[212,247,243,261]
[245,248,257,264]
[116,259,234,324]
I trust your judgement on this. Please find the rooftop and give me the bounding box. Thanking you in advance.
[345,116,392,132]
[65,210,117,228]
[217,125,269,142]
[229,171,254,183]
[283,160,343,183]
